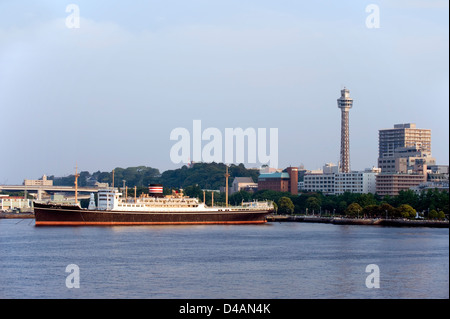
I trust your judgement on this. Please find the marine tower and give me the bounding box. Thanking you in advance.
[337,87,353,173]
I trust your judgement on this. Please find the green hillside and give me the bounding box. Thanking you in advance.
[49,162,259,190]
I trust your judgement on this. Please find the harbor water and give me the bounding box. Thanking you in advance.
[0,219,448,299]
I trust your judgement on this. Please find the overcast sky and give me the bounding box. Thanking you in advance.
[1,0,448,184]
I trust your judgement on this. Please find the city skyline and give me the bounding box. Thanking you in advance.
[1,1,448,184]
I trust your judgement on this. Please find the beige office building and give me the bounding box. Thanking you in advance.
[378,123,432,173]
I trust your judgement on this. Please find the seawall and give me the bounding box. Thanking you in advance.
[0,212,35,219]
[267,215,449,228]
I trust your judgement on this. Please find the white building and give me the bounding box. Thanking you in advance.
[334,168,379,195]
[323,163,339,174]
[303,173,335,195]
[302,165,379,195]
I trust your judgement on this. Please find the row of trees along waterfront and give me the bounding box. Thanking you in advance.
[258,189,448,220]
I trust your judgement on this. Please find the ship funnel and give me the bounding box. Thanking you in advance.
[149,184,163,197]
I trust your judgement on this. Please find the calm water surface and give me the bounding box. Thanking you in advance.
[0,219,448,299]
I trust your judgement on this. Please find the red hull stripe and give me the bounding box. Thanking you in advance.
[35,220,267,226]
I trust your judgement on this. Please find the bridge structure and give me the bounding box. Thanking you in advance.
[0,185,101,201]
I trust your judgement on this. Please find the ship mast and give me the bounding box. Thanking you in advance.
[225,165,230,208]
[74,164,79,204]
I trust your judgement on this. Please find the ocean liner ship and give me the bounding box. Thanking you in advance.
[34,167,273,226]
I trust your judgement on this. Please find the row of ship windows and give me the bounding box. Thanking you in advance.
[116,204,199,208]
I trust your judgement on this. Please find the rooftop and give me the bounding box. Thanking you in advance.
[259,172,290,179]
[232,177,255,184]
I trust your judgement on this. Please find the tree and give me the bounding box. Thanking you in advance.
[337,200,348,215]
[253,190,293,207]
[229,190,252,205]
[428,209,438,219]
[379,203,395,219]
[346,203,363,218]
[357,193,377,208]
[396,190,419,208]
[362,204,379,218]
[396,204,416,219]
[306,196,321,213]
[271,201,278,214]
[278,197,295,214]
[183,184,203,200]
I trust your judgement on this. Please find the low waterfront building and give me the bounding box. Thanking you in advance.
[0,196,32,211]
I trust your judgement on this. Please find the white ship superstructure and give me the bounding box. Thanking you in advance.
[96,188,272,212]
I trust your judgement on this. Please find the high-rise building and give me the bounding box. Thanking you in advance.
[378,123,433,173]
[337,88,353,173]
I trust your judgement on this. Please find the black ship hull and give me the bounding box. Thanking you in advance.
[34,202,271,226]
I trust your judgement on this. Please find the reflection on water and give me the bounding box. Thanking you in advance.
[0,219,448,299]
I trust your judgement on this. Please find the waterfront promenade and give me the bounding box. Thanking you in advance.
[267,214,449,228]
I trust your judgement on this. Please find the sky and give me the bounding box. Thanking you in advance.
[0,0,448,184]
